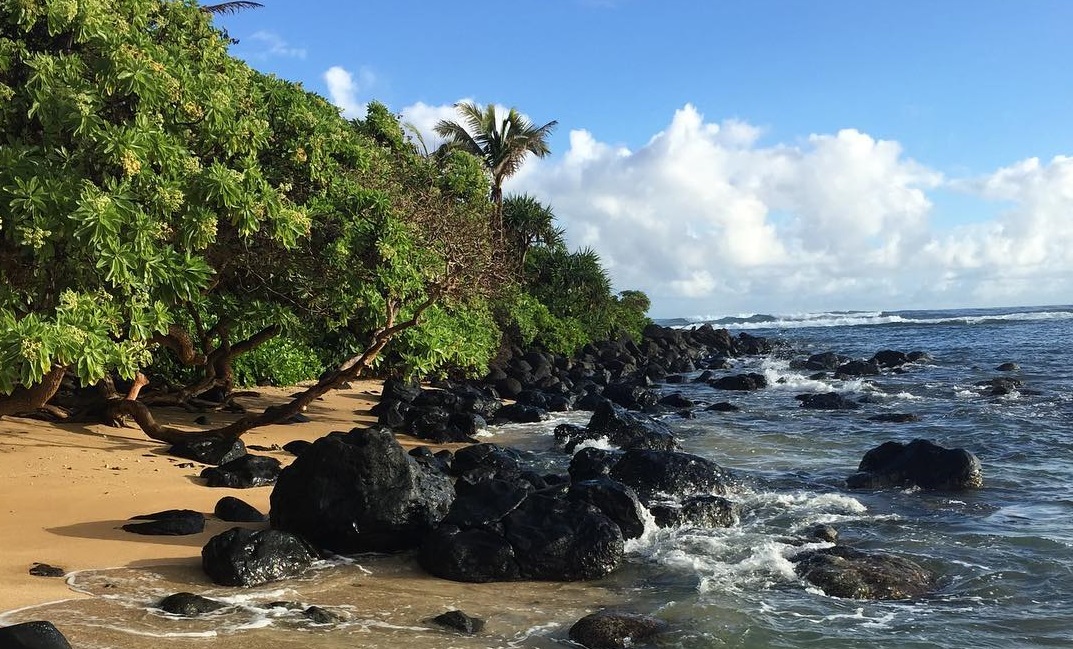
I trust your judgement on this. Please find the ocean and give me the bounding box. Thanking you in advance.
[3,304,1072,648]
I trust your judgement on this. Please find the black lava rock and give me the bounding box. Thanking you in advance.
[168,437,246,466]
[214,496,267,523]
[0,621,73,649]
[158,592,228,616]
[201,527,318,587]
[432,610,486,634]
[200,454,281,488]
[791,545,936,600]
[123,509,205,535]
[270,429,454,553]
[568,610,668,649]
[708,373,767,391]
[846,438,983,490]
[28,563,64,577]
[795,392,861,410]
[609,448,733,502]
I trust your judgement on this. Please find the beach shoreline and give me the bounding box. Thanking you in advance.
[0,380,393,614]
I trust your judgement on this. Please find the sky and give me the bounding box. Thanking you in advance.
[222,0,1073,318]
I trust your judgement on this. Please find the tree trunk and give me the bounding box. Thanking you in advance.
[119,298,433,444]
[0,366,68,417]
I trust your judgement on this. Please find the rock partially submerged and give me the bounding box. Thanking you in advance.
[158,592,228,616]
[201,527,318,587]
[556,401,678,452]
[431,610,486,634]
[796,393,861,410]
[568,610,668,649]
[847,438,982,490]
[792,545,936,600]
[0,621,73,649]
[419,492,624,583]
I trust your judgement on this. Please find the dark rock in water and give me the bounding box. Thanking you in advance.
[123,509,205,535]
[304,606,345,624]
[194,415,210,425]
[421,494,624,583]
[503,494,624,581]
[602,381,660,411]
[451,443,523,478]
[658,392,694,409]
[214,496,267,523]
[610,449,733,503]
[158,592,227,616]
[792,545,936,600]
[494,403,548,424]
[995,362,1020,372]
[796,393,861,410]
[569,610,668,649]
[0,621,73,649]
[200,454,281,488]
[282,439,311,456]
[868,413,921,423]
[569,447,624,482]
[420,525,522,582]
[709,373,767,391]
[649,494,737,528]
[201,527,317,587]
[806,523,839,543]
[977,377,1023,396]
[804,352,843,371]
[270,429,454,553]
[432,610,486,634]
[569,479,647,540]
[575,401,679,452]
[871,349,910,369]
[835,359,881,377]
[736,332,772,356]
[704,401,739,412]
[847,438,982,490]
[28,563,65,577]
[168,437,246,466]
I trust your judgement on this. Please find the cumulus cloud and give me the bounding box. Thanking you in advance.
[399,101,1073,315]
[323,65,374,119]
[245,31,306,59]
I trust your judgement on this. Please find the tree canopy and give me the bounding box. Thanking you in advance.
[0,0,505,437]
[434,102,557,214]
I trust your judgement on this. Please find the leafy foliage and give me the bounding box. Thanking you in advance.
[0,0,506,416]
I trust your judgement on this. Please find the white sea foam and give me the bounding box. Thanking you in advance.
[675,307,1073,331]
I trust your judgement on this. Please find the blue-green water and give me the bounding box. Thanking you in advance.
[3,305,1071,647]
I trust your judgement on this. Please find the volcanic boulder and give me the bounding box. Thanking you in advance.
[846,438,982,490]
[270,428,454,553]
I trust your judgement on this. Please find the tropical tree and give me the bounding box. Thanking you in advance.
[502,193,564,269]
[434,101,557,221]
[0,0,505,443]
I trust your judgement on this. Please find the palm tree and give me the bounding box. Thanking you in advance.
[502,193,565,269]
[434,102,557,222]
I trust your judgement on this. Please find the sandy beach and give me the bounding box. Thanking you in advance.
[0,380,395,613]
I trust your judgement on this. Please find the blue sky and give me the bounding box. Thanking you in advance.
[221,1,1073,318]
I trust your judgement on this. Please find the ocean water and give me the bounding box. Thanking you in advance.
[3,304,1072,648]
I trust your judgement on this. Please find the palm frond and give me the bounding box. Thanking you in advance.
[202,2,264,15]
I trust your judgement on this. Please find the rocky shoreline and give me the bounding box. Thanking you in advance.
[3,323,1007,649]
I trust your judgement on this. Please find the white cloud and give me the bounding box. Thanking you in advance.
[323,66,374,119]
[398,100,474,154]
[397,101,1073,315]
[246,31,306,59]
